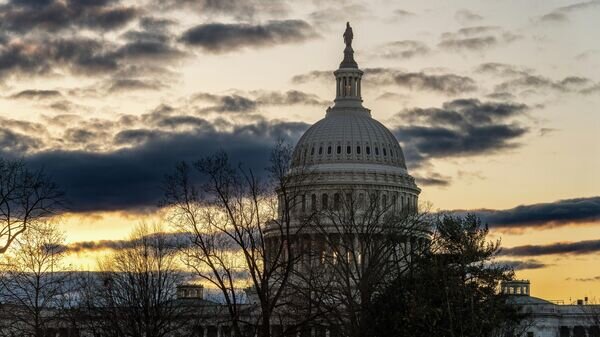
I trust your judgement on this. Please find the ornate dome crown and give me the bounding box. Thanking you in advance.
[292,23,407,173]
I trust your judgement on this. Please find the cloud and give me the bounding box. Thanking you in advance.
[375,40,430,59]
[477,62,599,96]
[540,1,600,22]
[107,78,166,93]
[157,0,289,21]
[439,26,520,52]
[292,68,477,95]
[497,259,548,271]
[194,93,258,113]
[181,20,318,53]
[414,172,451,187]
[0,16,185,83]
[252,90,328,106]
[391,71,477,95]
[472,197,600,230]
[393,98,528,165]
[392,9,415,18]
[2,118,309,212]
[0,38,118,80]
[501,238,600,257]
[0,128,43,152]
[64,231,192,253]
[308,4,370,28]
[0,0,138,33]
[291,70,332,84]
[455,9,483,24]
[193,90,327,113]
[9,89,62,100]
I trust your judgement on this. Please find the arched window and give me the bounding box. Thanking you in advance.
[327,146,332,154]
[301,194,306,212]
[346,146,351,154]
[392,194,397,211]
[358,193,365,208]
[366,146,370,155]
[383,148,387,156]
[311,147,315,155]
[375,147,379,155]
[318,147,323,155]
[337,145,341,154]
[382,194,387,208]
[333,193,341,210]
[311,194,317,211]
[390,149,394,157]
[322,193,329,209]
[356,146,361,154]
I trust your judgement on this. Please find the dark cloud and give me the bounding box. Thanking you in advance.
[64,231,191,253]
[63,128,101,145]
[0,128,43,152]
[455,9,483,24]
[158,0,288,21]
[473,197,600,230]
[391,72,477,95]
[9,89,62,100]
[0,38,118,80]
[392,9,414,18]
[253,90,328,106]
[193,90,327,113]
[477,62,599,96]
[3,119,309,212]
[486,92,516,101]
[475,62,531,77]
[573,276,600,282]
[194,93,258,113]
[497,259,548,271]
[375,40,430,59]
[180,20,318,53]
[393,98,528,165]
[291,70,332,84]
[292,68,477,95]
[439,26,520,51]
[0,0,138,33]
[107,78,166,93]
[501,238,600,257]
[540,1,600,22]
[308,4,370,28]
[494,74,594,94]
[0,14,184,83]
[414,172,451,187]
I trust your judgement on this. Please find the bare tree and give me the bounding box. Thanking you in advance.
[79,223,190,337]
[163,143,319,337]
[300,190,429,337]
[0,222,73,337]
[0,158,63,254]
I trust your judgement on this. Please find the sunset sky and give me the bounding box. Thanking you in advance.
[0,0,599,301]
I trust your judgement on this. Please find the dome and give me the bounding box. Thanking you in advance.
[292,108,407,171]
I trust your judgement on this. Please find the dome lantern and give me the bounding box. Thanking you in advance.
[334,22,364,109]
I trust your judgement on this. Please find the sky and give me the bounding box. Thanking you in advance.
[0,0,599,301]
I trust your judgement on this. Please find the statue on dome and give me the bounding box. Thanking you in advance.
[343,22,353,47]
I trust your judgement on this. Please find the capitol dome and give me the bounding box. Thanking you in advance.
[270,22,420,232]
[292,108,407,171]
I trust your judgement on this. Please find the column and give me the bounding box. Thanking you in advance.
[218,325,222,337]
[203,327,208,337]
